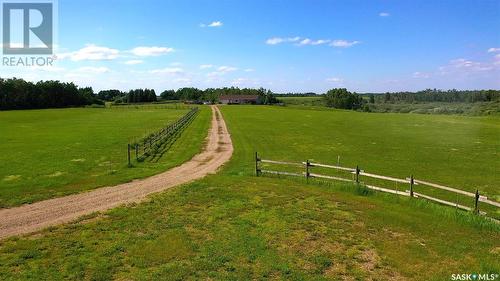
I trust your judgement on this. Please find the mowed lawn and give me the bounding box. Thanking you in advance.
[0,106,211,207]
[220,106,499,200]
[0,165,498,280]
[0,105,498,280]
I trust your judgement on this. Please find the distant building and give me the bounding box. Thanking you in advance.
[219,95,259,105]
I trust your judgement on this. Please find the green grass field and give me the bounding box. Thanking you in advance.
[221,105,500,217]
[279,96,325,106]
[221,106,499,195]
[0,105,498,280]
[0,106,210,207]
[0,176,498,280]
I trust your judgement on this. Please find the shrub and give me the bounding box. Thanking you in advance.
[324,88,364,110]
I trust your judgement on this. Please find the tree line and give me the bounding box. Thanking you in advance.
[160,87,279,104]
[97,89,157,103]
[274,92,318,97]
[0,78,280,110]
[366,89,500,104]
[3,77,497,111]
[0,78,103,110]
[300,88,500,111]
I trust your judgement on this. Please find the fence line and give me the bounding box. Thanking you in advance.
[254,152,499,216]
[309,172,352,183]
[412,192,471,212]
[307,162,356,172]
[261,159,303,166]
[127,107,198,165]
[108,104,194,110]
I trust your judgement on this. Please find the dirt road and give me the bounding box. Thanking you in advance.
[0,106,233,240]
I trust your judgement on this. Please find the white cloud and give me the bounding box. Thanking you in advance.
[311,39,330,45]
[173,77,192,83]
[265,36,300,45]
[130,46,174,56]
[244,68,255,72]
[412,72,430,79]
[449,58,492,71]
[298,38,330,46]
[267,37,359,48]
[57,44,174,61]
[407,56,500,85]
[217,66,238,72]
[199,64,214,69]
[200,21,223,28]
[231,77,248,85]
[207,66,238,77]
[208,21,223,27]
[379,12,390,17]
[298,38,312,45]
[437,58,497,75]
[266,37,285,45]
[59,44,120,61]
[487,47,500,53]
[76,66,111,74]
[149,67,184,74]
[27,65,66,73]
[494,54,500,65]
[124,60,144,65]
[330,40,360,48]
[326,77,344,83]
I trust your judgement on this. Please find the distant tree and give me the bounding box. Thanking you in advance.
[160,90,177,100]
[176,87,204,101]
[123,88,157,103]
[79,87,104,105]
[384,92,391,103]
[369,94,375,104]
[203,88,218,103]
[98,90,124,101]
[324,88,363,110]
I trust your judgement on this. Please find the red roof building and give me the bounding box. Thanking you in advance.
[219,95,259,104]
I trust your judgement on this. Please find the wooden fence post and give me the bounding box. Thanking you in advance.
[127,144,131,167]
[355,165,360,184]
[306,160,310,183]
[410,175,414,197]
[474,190,480,214]
[255,152,260,176]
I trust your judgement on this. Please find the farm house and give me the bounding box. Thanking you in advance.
[219,95,259,104]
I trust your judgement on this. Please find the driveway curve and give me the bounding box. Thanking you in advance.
[0,105,233,240]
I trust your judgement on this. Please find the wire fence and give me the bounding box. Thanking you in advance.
[109,103,193,110]
[127,107,198,165]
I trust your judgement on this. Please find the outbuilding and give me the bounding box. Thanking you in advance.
[219,95,259,104]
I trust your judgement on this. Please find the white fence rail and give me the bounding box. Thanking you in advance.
[254,152,499,216]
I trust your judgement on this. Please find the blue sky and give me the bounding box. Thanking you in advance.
[2,0,500,93]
